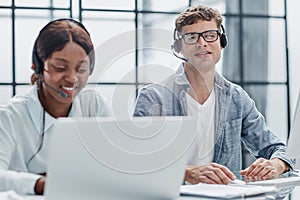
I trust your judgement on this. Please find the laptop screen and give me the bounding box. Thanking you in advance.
[45,117,195,200]
[286,91,300,168]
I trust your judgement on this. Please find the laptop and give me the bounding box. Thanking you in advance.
[45,117,195,200]
[286,90,300,169]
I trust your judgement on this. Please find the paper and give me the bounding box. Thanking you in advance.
[180,183,277,199]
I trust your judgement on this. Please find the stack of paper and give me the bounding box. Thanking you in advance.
[180,183,277,199]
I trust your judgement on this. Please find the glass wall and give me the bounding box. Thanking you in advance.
[0,0,290,168]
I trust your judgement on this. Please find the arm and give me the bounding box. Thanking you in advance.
[0,110,42,195]
[238,89,293,180]
[133,86,163,116]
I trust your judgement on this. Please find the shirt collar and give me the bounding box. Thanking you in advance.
[26,85,57,135]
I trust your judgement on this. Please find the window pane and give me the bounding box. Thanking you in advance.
[15,0,70,8]
[243,18,286,82]
[91,48,135,83]
[245,85,288,142]
[138,13,177,30]
[0,10,12,83]
[16,85,32,96]
[138,0,188,12]
[0,86,13,104]
[86,84,136,118]
[268,19,287,82]
[81,0,134,10]
[242,0,285,16]
[15,0,53,7]
[192,0,227,14]
[15,10,71,83]
[0,0,11,6]
[269,0,285,16]
[137,27,179,83]
[224,0,240,14]
[83,12,135,83]
[52,0,70,8]
[82,12,135,47]
[222,17,241,82]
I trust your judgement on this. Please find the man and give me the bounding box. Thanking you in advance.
[133,5,293,184]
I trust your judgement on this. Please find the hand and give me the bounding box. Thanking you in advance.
[240,158,290,182]
[184,163,236,184]
[34,176,46,195]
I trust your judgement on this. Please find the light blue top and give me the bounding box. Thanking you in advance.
[133,63,294,177]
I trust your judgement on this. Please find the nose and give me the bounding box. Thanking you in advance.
[64,70,78,84]
[197,35,208,47]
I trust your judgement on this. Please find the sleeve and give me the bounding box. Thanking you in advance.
[239,89,295,170]
[0,170,41,195]
[133,86,163,116]
[0,109,41,195]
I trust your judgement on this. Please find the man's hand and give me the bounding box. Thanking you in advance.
[185,163,236,184]
[240,158,290,182]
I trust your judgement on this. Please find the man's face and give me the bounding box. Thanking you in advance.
[180,20,222,72]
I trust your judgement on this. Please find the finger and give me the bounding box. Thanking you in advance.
[242,158,265,177]
[260,167,276,180]
[201,171,224,184]
[209,164,235,184]
[211,163,236,180]
[248,159,273,179]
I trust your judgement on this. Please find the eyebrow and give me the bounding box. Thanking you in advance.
[53,57,89,65]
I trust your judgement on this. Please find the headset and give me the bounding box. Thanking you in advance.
[172,24,228,54]
[31,18,93,75]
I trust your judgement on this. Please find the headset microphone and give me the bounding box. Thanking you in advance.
[171,44,188,62]
[38,76,69,98]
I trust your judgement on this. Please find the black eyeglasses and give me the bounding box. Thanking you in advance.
[179,30,221,44]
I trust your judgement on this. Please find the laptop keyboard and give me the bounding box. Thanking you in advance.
[247,176,300,187]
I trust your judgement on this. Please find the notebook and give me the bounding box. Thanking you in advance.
[180,183,277,199]
[45,117,195,200]
[246,176,300,187]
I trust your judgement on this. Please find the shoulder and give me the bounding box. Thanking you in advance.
[0,93,32,115]
[216,73,249,97]
[76,88,108,104]
[74,88,111,117]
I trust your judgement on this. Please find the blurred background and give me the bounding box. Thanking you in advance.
[0,0,299,198]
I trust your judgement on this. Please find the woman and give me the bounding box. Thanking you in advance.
[0,18,111,195]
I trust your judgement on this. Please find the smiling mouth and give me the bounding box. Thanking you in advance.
[61,86,75,91]
[195,52,211,56]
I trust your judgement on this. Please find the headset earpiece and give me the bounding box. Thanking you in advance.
[32,40,43,75]
[172,29,181,53]
[220,24,228,48]
[173,40,181,53]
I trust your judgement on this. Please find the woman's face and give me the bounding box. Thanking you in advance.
[41,42,90,105]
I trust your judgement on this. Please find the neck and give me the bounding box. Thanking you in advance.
[184,62,214,104]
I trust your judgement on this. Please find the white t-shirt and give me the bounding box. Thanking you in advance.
[0,86,111,194]
[186,90,215,166]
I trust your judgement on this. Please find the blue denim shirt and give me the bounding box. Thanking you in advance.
[133,64,294,177]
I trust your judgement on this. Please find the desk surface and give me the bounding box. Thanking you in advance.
[23,188,293,200]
